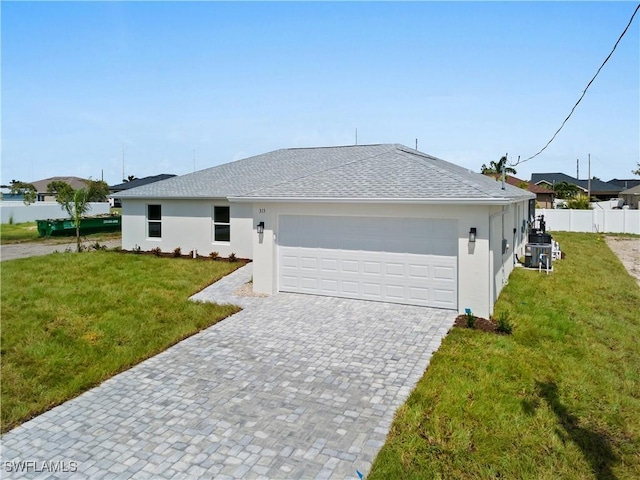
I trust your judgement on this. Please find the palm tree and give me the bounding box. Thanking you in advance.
[61,189,91,252]
[480,156,517,175]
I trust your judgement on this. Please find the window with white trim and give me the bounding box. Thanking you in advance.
[213,206,230,242]
[147,204,162,238]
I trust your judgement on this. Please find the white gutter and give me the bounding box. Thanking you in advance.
[227,195,534,205]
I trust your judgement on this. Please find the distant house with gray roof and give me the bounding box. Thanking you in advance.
[116,144,534,318]
[530,172,622,201]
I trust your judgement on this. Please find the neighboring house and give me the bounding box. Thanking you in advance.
[117,144,534,318]
[608,178,640,191]
[620,184,640,209]
[484,173,554,208]
[30,176,90,202]
[109,174,176,207]
[530,173,622,201]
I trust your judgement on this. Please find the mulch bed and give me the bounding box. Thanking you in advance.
[454,314,500,334]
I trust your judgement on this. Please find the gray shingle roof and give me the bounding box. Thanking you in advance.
[117,144,533,203]
[530,173,622,194]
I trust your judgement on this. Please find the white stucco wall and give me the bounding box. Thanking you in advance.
[121,199,253,259]
[249,202,499,318]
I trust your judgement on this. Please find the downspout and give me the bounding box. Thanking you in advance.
[488,206,508,314]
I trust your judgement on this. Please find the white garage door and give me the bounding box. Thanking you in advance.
[278,215,458,309]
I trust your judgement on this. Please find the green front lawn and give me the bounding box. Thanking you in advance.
[369,232,640,479]
[1,252,243,432]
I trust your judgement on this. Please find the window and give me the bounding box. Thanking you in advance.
[213,206,230,242]
[147,204,162,238]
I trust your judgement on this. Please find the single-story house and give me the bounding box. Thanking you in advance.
[484,173,554,208]
[1,176,90,202]
[109,174,176,207]
[530,173,622,201]
[608,178,640,190]
[117,144,534,318]
[620,184,640,209]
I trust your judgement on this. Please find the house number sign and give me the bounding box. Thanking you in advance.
[259,208,266,213]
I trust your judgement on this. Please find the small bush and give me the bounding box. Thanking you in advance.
[91,242,107,251]
[151,247,162,257]
[173,247,182,258]
[210,251,219,260]
[228,252,237,262]
[466,311,476,329]
[496,311,513,334]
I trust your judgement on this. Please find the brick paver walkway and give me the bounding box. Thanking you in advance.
[1,264,456,479]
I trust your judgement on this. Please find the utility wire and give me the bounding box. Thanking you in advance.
[513,3,640,166]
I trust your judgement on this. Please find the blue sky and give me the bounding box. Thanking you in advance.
[2,1,639,186]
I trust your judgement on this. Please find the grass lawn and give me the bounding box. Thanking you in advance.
[0,221,122,245]
[1,251,243,432]
[369,232,640,479]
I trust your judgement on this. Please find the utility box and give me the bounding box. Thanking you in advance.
[524,243,552,268]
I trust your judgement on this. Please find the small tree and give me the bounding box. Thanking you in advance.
[9,180,37,205]
[61,188,91,252]
[85,179,109,201]
[633,162,640,176]
[47,181,74,203]
[480,156,517,175]
[566,193,591,209]
[553,181,580,200]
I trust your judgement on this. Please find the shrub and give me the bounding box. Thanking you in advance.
[496,311,514,334]
[151,247,162,257]
[228,252,237,262]
[173,247,182,258]
[466,311,476,329]
[91,241,107,251]
[209,251,219,260]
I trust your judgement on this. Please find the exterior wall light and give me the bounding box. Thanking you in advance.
[257,221,265,234]
[469,227,477,243]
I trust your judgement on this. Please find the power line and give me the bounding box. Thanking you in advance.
[513,3,640,166]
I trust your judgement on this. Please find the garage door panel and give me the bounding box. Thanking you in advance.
[321,258,339,272]
[279,215,457,310]
[409,265,429,279]
[386,263,404,276]
[408,286,429,302]
[433,265,455,280]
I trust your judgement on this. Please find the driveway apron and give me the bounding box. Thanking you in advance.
[1,264,457,479]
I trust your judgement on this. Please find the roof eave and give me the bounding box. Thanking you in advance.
[228,195,534,205]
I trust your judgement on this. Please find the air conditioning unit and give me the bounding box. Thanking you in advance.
[524,243,552,268]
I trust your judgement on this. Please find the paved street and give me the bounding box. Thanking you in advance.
[1,264,456,479]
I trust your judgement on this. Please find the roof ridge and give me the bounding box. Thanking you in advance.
[399,147,514,198]
[241,144,398,196]
[285,144,386,151]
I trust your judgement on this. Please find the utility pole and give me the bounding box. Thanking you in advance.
[415,138,418,150]
[576,158,579,179]
[355,128,358,146]
[587,153,591,199]
[501,152,507,190]
[122,145,125,182]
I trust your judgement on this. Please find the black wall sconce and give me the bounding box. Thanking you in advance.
[469,227,477,243]
[257,221,265,234]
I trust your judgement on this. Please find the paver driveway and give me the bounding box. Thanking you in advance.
[1,264,456,479]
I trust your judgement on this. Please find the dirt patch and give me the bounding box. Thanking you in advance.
[605,236,640,287]
[454,315,501,334]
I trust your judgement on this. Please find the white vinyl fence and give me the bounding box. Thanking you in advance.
[0,202,110,224]
[537,208,640,234]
